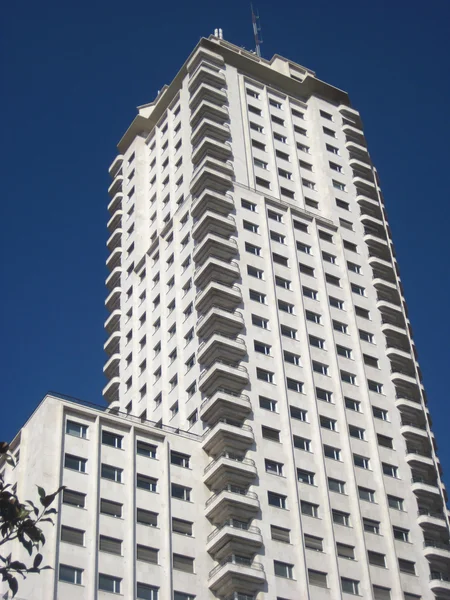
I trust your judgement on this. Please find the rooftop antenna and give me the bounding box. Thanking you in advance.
[251,4,263,57]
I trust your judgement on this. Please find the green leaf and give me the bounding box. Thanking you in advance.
[37,487,45,502]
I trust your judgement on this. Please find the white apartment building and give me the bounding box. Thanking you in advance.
[2,34,449,600]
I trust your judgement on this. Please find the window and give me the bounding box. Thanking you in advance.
[281,325,297,339]
[303,286,317,300]
[248,265,264,279]
[247,88,260,98]
[250,121,264,133]
[274,561,293,579]
[341,578,360,595]
[174,594,195,600]
[137,583,159,599]
[359,329,374,343]
[304,534,323,552]
[270,231,286,244]
[102,431,123,449]
[330,296,344,309]
[272,252,288,266]
[268,209,283,222]
[284,351,301,366]
[171,483,191,501]
[299,159,313,171]
[341,371,356,385]
[373,406,388,421]
[256,176,270,189]
[281,187,295,199]
[377,434,393,449]
[248,104,262,115]
[252,139,265,151]
[345,397,360,412]
[254,157,268,171]
[61,525,84,546]
[252,314,269,329]
[99,535,122,555]
[290,406,307,421]
[352,283,365,297]
[268,491,286,508]
[309,335,325,349]
[250,289,266,303]
[137,508,158,527]
[266,459,284,476]
[171,451,190,468]
[388,495,404,511]
[262,426,280,442]
[188,409,197,426]
[270,98,283,109]
[63,489,85,508]
[323,126,336,137]
[274,132,286,142]
[137,544,158,564]
[382,463,398,478]
[324,445,341,460]
[337,543,355,560]
[245,242,261,256]
[244,220,259,234]
[294,219,308,232]
[328,478,346,494]
[59,564,83,585]
[302,178,315,189]
[279,300,295,314]
[359,487,375,503]
[332,510,350,526]
[257,368,274,383]
[333,320,347,333]
[272,115,285,127]
[368,380,383,393]
[99,574,121,594]
[308,570,328,588]
[66,420,88,439]
[344,239,358,252]
[326,273,340,287]
[355,306,370,319]
[301,500,318,517]
[299,263,314,276]
[353,454,370,470]
[294,435,311,451]
[320,110,333,120]
[172,518,193,536]
[373,586,391,600]
[64,454,86,473]
[337,345,352,358]
[297,142,310,153]
[287,378,303,393]
[100,499,122,518]
[349,425,365,440]
[137,474,157,492]
[313,361,328,375]
[306,310,321,324]
[320,415,336,431]
[363,518,380,534]
[393,526,409,542]
[398,559,415,575]
[292,107,305,119]
[297,468,315,485]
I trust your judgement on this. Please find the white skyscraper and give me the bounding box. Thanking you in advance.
[2,34,449,600]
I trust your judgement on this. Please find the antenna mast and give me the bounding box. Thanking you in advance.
[251,4,263,57]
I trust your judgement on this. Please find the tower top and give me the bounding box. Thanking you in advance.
[251,4,263,57]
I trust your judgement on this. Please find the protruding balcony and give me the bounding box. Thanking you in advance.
[205,486,260,524]
[202,420,254,456]
[188,64,226,94]
[107,174,123,198]
[107,229,123,252]
[195,282,242,313]
[191,188,234,218]
[107,210,123,233]
[190,158,234,196]
[104,331,120,356]
[401,420,429,442]
[193,234,238,266]
[418,509,449,532]
[192,211,236,241]
[208,556,265,597]
[203,453,257,490]
[197,306,244,339]
[199,362,249,396]
[405,449,435,469]
[191,117,231,146]
[360,213,386,232]
[192,136,232,166]
[364,232,390,257]
[105,309,121,335]
[106,267,122,291]
[386,345,412,363]
[429,573,450,598]
[108,155,124,178]
[381,320,408,339]
[198,334,247,367]
[108,192,123,215]
[190,99,229,128]
[103,354,120,379]
[200,389,251,426]
[392,371,420,392]
[189,82,228,111]
[343,123,366,146]
[396,395,424,414]
[105,287,121,312]
[339,105,363,126]
[194,257,240,288]
[356,192,380,212]
[102,377,120,403]
[346,139,370,158]
[106,247,122,272]
[207,522,263,560]
[369,253,395,275]
[187,47,225,75]
[411,476,441,500]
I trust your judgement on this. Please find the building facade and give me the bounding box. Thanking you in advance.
[2,34,449,600]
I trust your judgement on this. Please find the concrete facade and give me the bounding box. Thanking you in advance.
[2,35,449,600]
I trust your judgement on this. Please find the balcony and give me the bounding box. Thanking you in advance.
[189,82,228,111]
[406,449,434,469]
[361,212,385,231]
[188,64,226,94]
[207,522,263,560]
[401,420,429,442]
[102,376,120,403]
[197,306,244,339]
[194,257,240,288]
[386,345,412,363]
[104,309,121,334]
[411,476,441,500]
[392,371,419,391]
[198,334,247,367]
[107,229,123,252]
[107,174,123,198]
[396,396,424,415]
[193,234,238,266]
[192,136,233,166]
[203,453,257,490]
[105,287,121,312]
[108,155,124,178]
[191,117,231,147]
[339,105,363,125]
[205,486,260,524]
[191,188,234,218]
[107,210,123,233]
[104,331,120,356]
[418,509,449,532]
[364,232,390,257]
[381,320,408,340]
[369,253,395,275]
[108,192,123,215]
[200,389,251,426]
[208,556,265,597]
[103,353,120,379]
[430,573,450,598]
[190,99,229,128]
[106,267,122,291]
[190,160,234,196]
[202,420,254,456]
[346,139,369,158]
[106,247,122,272]
[343,123,366,146]
[199,362,249,396]
[195,281,242,313]
[187,47,225,75]
[192,211,236,241]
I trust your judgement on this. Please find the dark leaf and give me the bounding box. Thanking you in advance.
[9,561,26,571]
[22,539,32,556]
[8,576,18,597]
[42,486,64,508]
[37,487,45,503]
[33,553,43,568]
[44,508,57,515]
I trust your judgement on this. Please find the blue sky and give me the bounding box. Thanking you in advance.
[2,0,450,476]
